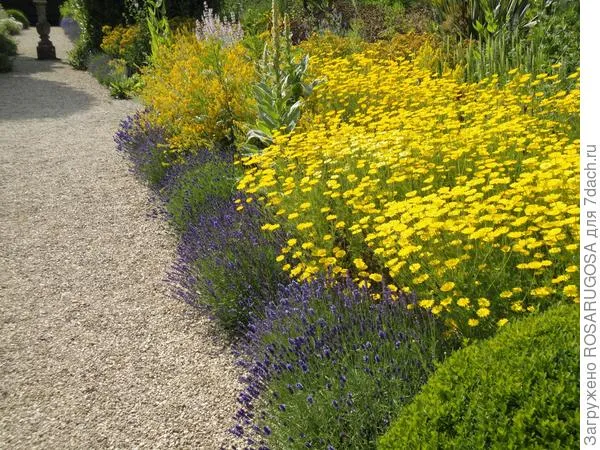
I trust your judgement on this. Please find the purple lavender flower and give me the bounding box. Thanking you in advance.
[114,110,169,188]
[166,194,287,333]
[229,277,449,449]
[195,1,243,45]
[60,17,81,42]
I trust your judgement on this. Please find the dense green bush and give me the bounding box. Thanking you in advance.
[378,303,579,449]
[0,15,23,35]
[0,50,12,72]
[60,0,126,69]
[0,17,17,71]
[0,32,17,56]
[6,9,29,29]
[223,0,433,42]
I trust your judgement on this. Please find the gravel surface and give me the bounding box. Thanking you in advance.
[0,28,241,449]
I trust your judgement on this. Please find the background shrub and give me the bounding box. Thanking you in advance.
[0,15,23,36]
[0,6,18,73]
[0,50,12,72]
[428,0,580,81]
[101,23,150,74]
[5,9,29,29]
[0,31,17,56]
[378,302,579,449]
[232,279,450,449]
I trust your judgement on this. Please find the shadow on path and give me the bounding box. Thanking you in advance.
[0,68,95,121]
[11,55,67,76]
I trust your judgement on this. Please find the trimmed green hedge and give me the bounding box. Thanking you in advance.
[378,303,579,450]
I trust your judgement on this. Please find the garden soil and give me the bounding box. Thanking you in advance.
[0,28,241,449]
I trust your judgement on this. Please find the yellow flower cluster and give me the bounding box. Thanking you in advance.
[238,37,580,336]
[141,31,256,153]
[101,24,142,60]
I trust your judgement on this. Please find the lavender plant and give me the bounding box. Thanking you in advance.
[232,279,451,449]
[167,197,288,333]
[60,17,82,42]
[163,150,237,233]
[195,1,244,45]
[114,110,169,187]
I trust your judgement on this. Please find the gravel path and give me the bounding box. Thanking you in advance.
[0,28,241,449]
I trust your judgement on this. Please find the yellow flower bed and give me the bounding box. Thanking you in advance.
[238,38,580,337]
[141,32,256,154]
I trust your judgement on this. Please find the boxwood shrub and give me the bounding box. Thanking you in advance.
[378,303,579,450]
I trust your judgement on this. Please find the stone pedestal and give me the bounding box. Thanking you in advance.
[34,0,56,60]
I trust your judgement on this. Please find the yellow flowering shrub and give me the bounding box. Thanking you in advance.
[101,24,139,59]
[141,31,256,154]
[238,36,580,337]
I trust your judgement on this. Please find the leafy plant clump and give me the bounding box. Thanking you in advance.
[0,5,23,36]
[378,302,579,449]
[232,278,450,449]
[429,0,580,81]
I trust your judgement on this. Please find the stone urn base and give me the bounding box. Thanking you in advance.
[37,40,56,60]
[34,1,57,60]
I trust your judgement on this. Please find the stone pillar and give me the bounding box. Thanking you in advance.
[34,0,56,60]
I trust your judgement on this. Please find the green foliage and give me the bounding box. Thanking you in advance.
[0,16,22,35]
[225,0,271,36]
[146,0,172,64]
[379,303,579,449]
[223,0,434,42]
[245,51,321,154]
[431,0,534,39]
[427,0,580,83]
[0,50,12,72]
[87,53,141,99]
[5,9,29,29]
[165,158,237,233]
[59,0,78,19]
[68,39,93,70]
[0,10,17,71]
[61,0,126,70]
[526,0,579,74]
[435,30,550,82]
[0,31,17,56]
[243,0,322,154]
[109,73,143,99]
